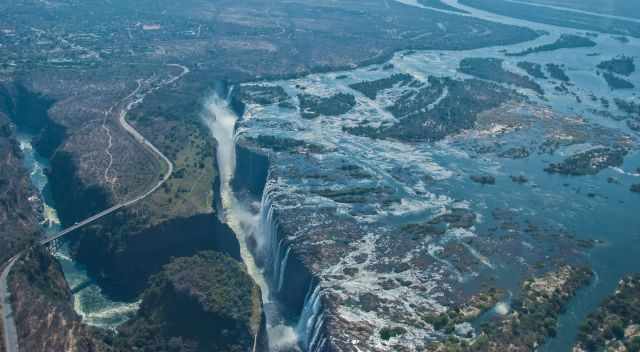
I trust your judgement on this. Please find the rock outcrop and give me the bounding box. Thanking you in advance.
[114,251,267,352]
[69,211,241,300]
[9,248,110,352]
[0,109,40,263]
[574,274,640,352]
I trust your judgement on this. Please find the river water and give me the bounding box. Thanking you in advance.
[202,92,301,351]
[232,1,640,349]
[16,132,139,329]
[13,1,640,349]
[429,3,640,350]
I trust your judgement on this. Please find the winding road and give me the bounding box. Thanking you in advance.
[0,64,189,352]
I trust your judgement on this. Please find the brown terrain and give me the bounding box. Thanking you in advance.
[8,248,111,352]
[0,0,545,350]
[0,112,40,264]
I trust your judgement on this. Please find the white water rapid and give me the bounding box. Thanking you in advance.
[202,91,300,351]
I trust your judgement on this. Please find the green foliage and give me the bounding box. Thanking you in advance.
[114,251,259,352]
[380,326,407,340]
[347,76,518,142]
[517,61,546,79]
[349,74,413,100]
[459,57,543,94]
[507,34,596,57]
[602,72,635,90]
[234,85,289,106]
[298,93,356,119]
[424,314,450,330]
[545,148,627,176]
[576,274,640,352]
[597,56,636,76]
[546,63,570,82]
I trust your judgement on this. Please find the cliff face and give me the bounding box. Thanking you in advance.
[9,248,110,352]
[235,143,316,320]
[0,81,105,229]
[232,144,269,200]
[0,82,64,159]
[0,110,40,263]
[115,251,267,352]
[70,210,241,300]
[2,73,244,304]
[48,150,111,226]
[1,72,263,349]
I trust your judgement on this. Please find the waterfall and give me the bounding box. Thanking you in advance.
[203,93,238,188]
[202,89,300,351]
[296,283,326,352]
[257,182,291,295]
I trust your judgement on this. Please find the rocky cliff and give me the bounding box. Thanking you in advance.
[114,251,267,352]
[0,109,40,263]
[9,248,111,352]
[69,209,241,300]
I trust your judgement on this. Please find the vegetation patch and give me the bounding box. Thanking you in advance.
[546,63,570,82]
[349,74,413,100]
[544,147,627,176]
[470,174,496,185]
[574,274,640,352]
[379,326,407,340]
[298,93,356,119]
[233,85,289,106]
[597,56,636,76]
[114,251,262,352]
[347,77,518,142]
[459,57,543,94]
[614,98,640,116]
[602,72,635,90]
[517,61,546,79]
[426,266,593,351]
[507,34,596,57]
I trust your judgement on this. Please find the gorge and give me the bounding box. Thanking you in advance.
[202,85,326,352]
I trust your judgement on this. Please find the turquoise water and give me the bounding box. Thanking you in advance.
[16,132,139,329]
[235,4,640,346]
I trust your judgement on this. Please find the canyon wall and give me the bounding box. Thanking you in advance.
[9,248,110,352]
[114,251,267,352]
[234,142,329,351]
[0,107,40,263]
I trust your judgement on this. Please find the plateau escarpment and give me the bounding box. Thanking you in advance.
[114,251,267,352]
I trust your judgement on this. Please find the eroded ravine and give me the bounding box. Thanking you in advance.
[202,90,302,351]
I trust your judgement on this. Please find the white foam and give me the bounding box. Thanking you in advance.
[494,302,510,316]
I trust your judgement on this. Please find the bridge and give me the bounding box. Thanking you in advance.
[1,64,187,352]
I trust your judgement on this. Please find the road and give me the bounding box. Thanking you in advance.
[1,257,19,352]
[0,64,188,352]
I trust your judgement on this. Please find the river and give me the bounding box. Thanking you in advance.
[16,132,139,329]
[232,0,640,349]
[14,1,640,349]
[202,91,301,351]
